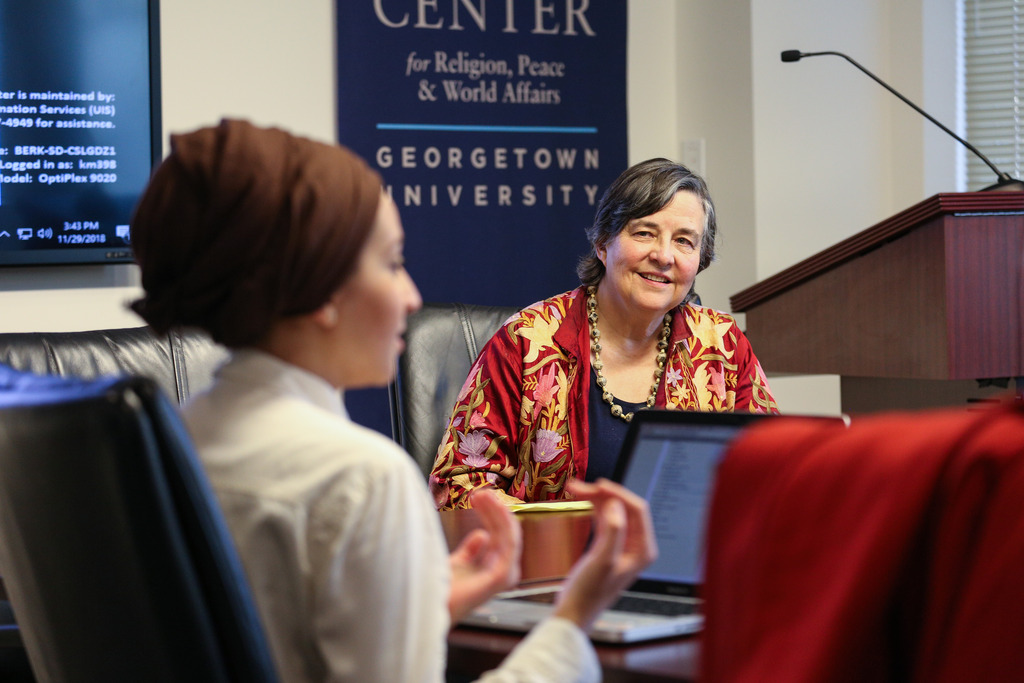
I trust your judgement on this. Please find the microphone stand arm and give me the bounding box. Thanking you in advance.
[801,50,1018,187]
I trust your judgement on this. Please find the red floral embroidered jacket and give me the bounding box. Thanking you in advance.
[428,288,778,509]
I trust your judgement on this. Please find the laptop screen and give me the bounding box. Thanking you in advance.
[613,411,766,591]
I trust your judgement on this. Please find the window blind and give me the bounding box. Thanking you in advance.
[963,0,1024,190]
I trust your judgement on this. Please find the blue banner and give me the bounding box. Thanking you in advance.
[337,1,628,308]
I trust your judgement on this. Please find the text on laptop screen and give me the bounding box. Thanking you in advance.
[619,422,739,584]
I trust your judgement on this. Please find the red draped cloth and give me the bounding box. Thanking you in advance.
[701,401,1024,683]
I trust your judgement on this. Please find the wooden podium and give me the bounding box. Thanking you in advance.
[731,192,1024,411]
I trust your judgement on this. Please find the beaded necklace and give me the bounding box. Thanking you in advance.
[586,286,672,423]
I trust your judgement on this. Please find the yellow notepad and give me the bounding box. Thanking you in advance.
[508,500,594,513]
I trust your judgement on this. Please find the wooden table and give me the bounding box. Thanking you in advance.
[440,507,699,682]
[448,626,699,682]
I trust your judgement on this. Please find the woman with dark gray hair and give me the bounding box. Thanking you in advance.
[431,158,778,510]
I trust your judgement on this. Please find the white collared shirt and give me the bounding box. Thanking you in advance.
[185,349,598,683]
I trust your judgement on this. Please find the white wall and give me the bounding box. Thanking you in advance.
[748,0,958,279]
[673,0,757,320]
[752,1,892,277]
[628,1,679,165]
[160,1,337,143]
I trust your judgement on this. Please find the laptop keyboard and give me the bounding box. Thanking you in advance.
[611,594,698,616]
[511,591,698,617]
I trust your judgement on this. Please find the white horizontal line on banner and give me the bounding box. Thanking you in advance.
[376,123,598,134]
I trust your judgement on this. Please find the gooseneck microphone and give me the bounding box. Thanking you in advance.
[781,49,1024,192]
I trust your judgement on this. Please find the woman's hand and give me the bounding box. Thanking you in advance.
[553,478,658,630]
[447,487,522,624]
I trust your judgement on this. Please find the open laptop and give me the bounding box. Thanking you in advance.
[460,409,770,644]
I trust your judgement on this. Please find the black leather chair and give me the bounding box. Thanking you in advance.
[0,326,227,406]
[390,302,521,477]
[0,374,279,683]
[0,599,33,683]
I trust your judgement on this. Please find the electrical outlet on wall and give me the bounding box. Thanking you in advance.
[682,138,706,178]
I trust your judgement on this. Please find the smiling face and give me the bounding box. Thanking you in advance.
[595,190,705,319]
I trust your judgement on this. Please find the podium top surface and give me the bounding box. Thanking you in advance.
[731,192,1024,312]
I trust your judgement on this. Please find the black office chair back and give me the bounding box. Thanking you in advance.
[0,375,279,683]
[390,302,521,477]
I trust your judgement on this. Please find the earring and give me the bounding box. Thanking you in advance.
[321,305,339,327]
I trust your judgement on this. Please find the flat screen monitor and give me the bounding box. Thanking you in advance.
[0,0,160,266]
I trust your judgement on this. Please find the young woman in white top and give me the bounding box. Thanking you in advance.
[129,118,657,683]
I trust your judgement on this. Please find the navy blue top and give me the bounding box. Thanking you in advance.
[586,367,646,482]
